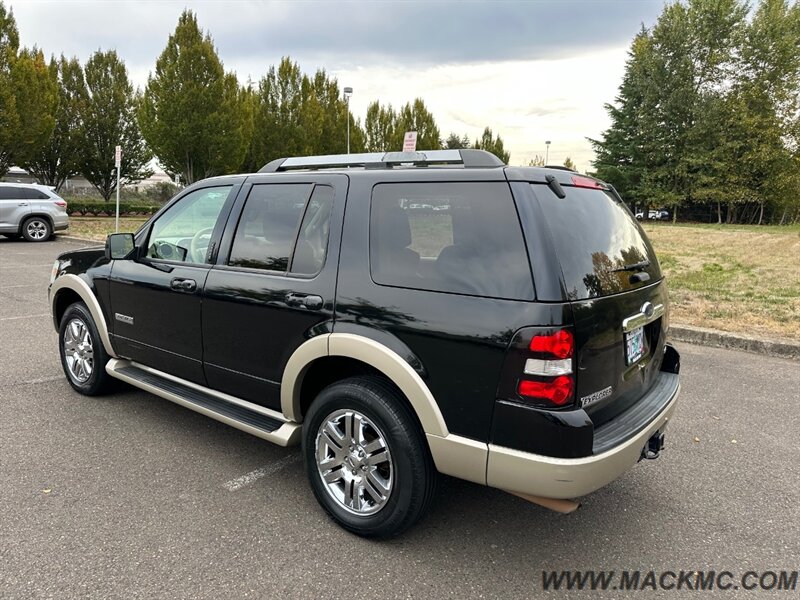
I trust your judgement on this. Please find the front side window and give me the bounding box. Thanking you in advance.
[370,182,534,300]
[146,186,231,264]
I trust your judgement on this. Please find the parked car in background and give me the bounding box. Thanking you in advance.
[635,208,669,221]
[0,183,69,241]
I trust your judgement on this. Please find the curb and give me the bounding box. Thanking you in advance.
[60,235,102,245]
[670,325,800,361]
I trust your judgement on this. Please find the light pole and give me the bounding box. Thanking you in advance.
[343,86,353,154]
[545,140,551,165]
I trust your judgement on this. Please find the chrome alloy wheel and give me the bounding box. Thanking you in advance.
[63,318,94,383]
[315,409,394,515]
[26,219,49,240]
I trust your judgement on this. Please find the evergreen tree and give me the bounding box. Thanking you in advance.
[472,126,510,164]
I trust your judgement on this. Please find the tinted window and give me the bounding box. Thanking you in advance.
[370,182,533,300]
[229,184,312,272]
[147,186,231,263]
[534,184,661,299]
[0,187,23,200]
[23,188,50,200]
[290,185,334,276]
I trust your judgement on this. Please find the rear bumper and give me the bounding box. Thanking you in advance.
[53,214,69,231]
[485,380,680,499]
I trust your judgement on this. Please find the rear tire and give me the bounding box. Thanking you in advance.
[302,376,438,538]
[58,302,114,395]
[21,217,51,242]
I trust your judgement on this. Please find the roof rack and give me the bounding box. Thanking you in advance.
[258,149,504,173]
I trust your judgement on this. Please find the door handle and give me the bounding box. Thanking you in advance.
[18,202,28,206]
[170,278,197,293]
[285,293,323,310]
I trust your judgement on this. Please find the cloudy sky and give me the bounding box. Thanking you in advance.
[9,0,665,171]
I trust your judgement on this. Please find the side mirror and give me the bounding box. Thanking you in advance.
[106,233,136,260]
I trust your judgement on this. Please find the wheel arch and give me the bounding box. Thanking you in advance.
[281,333,449,438]
[20,213,54,234]
[49,274,117,358]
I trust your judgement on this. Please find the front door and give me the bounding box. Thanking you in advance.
[109,181,240,384]
[201,174,346,409]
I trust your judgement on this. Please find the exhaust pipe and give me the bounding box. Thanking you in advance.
[506,491,581,514]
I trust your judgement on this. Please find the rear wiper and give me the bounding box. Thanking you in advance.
[610,260,650,273]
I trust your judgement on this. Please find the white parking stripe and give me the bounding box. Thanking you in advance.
[0,313,50,321]
[2,284,42,288]
[223,454,301,492]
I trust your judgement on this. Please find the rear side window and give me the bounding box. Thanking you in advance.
[23,188,50,200]
[370,182,533,300]
[534,184,661,299]
[228,183,334,276]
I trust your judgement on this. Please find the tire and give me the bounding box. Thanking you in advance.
[58,302,114,395]
[21,217,52,242]
[302,376,438,538]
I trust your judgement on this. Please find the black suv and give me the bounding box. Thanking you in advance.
[49,149,680,537]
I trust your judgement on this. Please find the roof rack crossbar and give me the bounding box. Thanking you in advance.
[258,149,504,173]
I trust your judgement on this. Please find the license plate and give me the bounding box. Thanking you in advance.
[625,326,646,365]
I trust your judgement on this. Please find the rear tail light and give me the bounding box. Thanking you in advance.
[517,328,575,408]
[54,200,67,207]
[518,376,574,406]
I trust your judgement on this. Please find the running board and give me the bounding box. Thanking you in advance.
[106,358,302,447]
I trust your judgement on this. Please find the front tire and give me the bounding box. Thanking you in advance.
[21,217,52,242]
[302,376,438,538]
[59,302,114,395]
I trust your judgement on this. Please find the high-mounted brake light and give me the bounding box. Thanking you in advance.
[571,175,605,190]
[518,376,574,406]
[529,330,574,359]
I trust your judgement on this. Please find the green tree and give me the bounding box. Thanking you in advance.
[563,156,577,171]
[443,132,470,149]
[139,10,252,183]
[395,98,442,151]
[527,154,545,167]
[78,50,152,201]
[364,101,397,152]
[472,126,510,164]
[23,56,85,190]
[0,3,57,176]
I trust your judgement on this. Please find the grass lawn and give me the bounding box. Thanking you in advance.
[65,217,800,341]
[642,222,800,341]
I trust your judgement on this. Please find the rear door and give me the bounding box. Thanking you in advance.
[529,180,667,426]
[201,174,346,410]
[0,186,30,232]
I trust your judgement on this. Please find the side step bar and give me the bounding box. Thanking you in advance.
[106,358,302,447]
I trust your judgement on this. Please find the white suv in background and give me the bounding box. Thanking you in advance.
[0,183,69,242]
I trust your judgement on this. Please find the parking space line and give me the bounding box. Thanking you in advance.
[223,454,301,492]
[0,264,55,268]
[0,313,50,321]
[1,284,43,288]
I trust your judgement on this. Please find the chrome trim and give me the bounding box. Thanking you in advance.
[622,302,665,333]
[106,358,302,446]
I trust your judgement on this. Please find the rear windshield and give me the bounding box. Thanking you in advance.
[534,184,661,300]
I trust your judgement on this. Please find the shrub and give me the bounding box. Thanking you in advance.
[65,200,160,217]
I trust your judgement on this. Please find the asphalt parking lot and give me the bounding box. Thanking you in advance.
[1,236,798,599]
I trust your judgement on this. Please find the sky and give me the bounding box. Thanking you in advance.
[8,0,666,172]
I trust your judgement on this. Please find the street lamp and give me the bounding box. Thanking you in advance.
[343,86,353,154]
[545,140,551,165]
